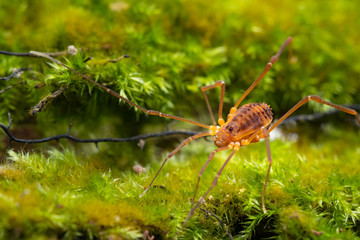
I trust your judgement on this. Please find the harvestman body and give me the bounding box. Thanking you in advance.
[137,37,360,226]
[31,37,360,230]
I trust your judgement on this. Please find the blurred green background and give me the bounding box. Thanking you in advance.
[0,0,359,239]
[1,0,359,163]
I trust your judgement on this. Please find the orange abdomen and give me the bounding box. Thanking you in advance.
[214,103,273,147]
[228,103,273,137]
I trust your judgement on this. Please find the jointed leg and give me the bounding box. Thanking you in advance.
[182,144,240,229]
[201,80,226,126]
[191,145,233,210]
[269,95,360,132]
[139,132,211,198]
[233,37,293,109]
[261,127,272,213]
[30,51,211,130]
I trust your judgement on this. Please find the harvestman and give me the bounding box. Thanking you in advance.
[31,37,360,228]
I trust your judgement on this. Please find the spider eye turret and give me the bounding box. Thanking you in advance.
[213,130,230,147]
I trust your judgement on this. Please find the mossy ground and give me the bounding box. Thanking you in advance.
[0,130,359,239]
[0,0,360,239]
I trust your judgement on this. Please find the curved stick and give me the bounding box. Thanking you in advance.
[200,208,234,240]
[0,50,66,57]
[0,68,29,81]
[0,113,199,147]
[30,51,211,130]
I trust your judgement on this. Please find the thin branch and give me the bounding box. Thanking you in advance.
[0,68,29,81]
[67,119,74,135]
[0,50,67,58]
[200,208,233,240]
[29,50,211,129]
[30,86,67,115]
[106,55,130,64]
[29,51,148,112]
[1,104,358,147]
[0,81,24,94]
[0,114,198,147]
[7,113,12,128]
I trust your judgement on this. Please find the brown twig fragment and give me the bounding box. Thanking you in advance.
[0,81,24,94]
[106,55,130,64]
[0,113,198,148]
[0,68,29,81]
[200,208,234,240]
[0,45,78,58]
[30,86,67,116]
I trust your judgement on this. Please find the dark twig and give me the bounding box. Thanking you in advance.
[0,128,198,144]
[0,114,198,146]
[1,104,358,147]
[200,208,233,240]
[30,86,67,115]
[106,55,130,64]
[83,56,93,63]
[0,68,29,81]
[7,113,12,128]
[0,81,24,94]
[67,119,74,135]
[0,50,67,58]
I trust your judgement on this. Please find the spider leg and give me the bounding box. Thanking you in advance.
[182,143,240,229]
[269,95,360,132]
[30,51,211,130]
[139,132,211,198]
[201,80,226,126]
[233,37,293,110]
[261,127,272,213]
[191,145,232,210]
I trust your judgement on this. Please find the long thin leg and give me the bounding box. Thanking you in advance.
[191,145,233,210]
[233,37,293,109]
[261,127,272,213]
[269,95,360,132]
[182,145,239,229]
[139,132,211,198]
[30,51,211,130]
[201,80,226,126]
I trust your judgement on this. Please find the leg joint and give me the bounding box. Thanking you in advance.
[212,178,219,186]
[305,95,321,101]
[269,56,278,64]
[216,80,225,86]
[309,95,322,102]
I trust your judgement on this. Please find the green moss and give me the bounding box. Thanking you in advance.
[1,0,360,239]
[0,130,359,239]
